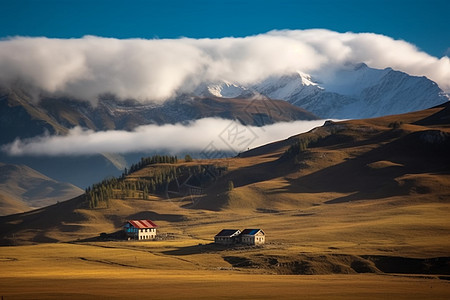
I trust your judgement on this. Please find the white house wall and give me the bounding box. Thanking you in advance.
[125,225,157,240]
[138,228,157,240]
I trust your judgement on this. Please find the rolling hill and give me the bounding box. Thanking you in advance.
[0,163,84,216]
[1,102,449,258]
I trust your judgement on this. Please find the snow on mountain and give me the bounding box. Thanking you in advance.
[193,81,251,98]
[320,63,388,96]
[196,64,449,119]
[252,71,322,101]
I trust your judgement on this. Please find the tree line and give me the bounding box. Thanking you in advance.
[282,135,319,159]
[125,155,178,175]
[85,154,226,209]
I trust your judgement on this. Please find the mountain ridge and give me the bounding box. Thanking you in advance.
[196,64,449,119]
[0,162,84,216]
[0,63,448,189]
[0,87,317,187]
[1,102,449,246]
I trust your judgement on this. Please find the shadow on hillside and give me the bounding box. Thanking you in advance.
[0,196,88,245]
[414,101,450,126]
[105,211,186,228]
[225,159,288,188]
[363,255,450,275]
[188,158,291,211]
[127,211,185,222]
[162,243,232,256]
[74,230,126,243]
[279,132,450,204]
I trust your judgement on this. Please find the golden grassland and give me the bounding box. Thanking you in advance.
[1,191,449,299]
[1,242,450,299]
[1,104,450,298]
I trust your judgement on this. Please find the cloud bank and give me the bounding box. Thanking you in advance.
[1,119,327,156]
[0,30,448,102]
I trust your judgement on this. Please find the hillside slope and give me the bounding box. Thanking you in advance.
[0,163,84,216]
[1,103,449,259]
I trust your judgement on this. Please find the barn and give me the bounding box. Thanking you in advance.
[238,229,265,245]
[124,220,158,240]
[214,229,241,245]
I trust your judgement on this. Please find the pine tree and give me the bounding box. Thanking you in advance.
[143,186,148,200]
[228,180,234,191]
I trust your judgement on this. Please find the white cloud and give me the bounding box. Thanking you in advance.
[0,30,448,103]
[1,118,327,156]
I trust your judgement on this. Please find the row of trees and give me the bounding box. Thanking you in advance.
[282,135,319,158]
[85,162,227,209]
[125,155,179,175]
[279,134,324,166]
[85,177,116,209]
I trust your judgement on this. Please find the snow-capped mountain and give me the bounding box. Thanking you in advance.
[1,63,448,188]
[252,71,321,101]
[193,81,252,98]
[196,63,449,119]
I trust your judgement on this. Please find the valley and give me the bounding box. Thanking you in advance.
[1,103,450,298]
[1,3,449,298]
[0,162,83,216]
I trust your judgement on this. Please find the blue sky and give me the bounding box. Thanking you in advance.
[1,0,449,57]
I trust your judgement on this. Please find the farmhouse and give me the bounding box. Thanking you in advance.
[214,229,241,245]
[239,229,265,245]
[214,228,265,245]
[124,219,158,240]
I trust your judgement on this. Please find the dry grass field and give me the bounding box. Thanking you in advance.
[1,242,449,299]
[1,103,450,298]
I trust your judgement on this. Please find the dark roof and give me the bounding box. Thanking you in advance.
[215,229,240,237]
[240,229,264,235]
[126,220,158,229]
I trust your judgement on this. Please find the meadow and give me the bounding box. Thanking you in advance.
[1,104,450,298]
[1,241,449,299]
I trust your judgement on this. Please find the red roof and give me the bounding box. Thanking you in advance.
[127,220,158,229]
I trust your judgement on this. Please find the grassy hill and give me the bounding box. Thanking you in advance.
[1,103,450,298]
[1,102,449,260]
[0,163,84,216]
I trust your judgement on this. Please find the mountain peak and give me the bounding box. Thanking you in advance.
[191,64,448,119]
[251,64,448,119]
[353,62,368,70]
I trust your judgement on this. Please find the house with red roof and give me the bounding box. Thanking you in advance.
[124,220,158,240]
